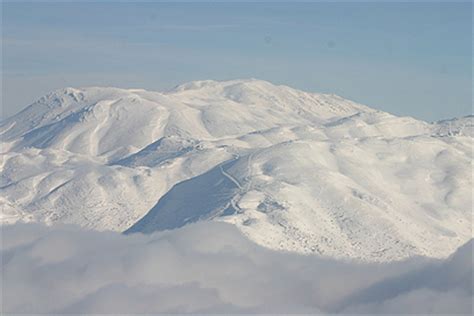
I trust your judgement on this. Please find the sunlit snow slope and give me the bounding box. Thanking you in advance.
[1,79,472,261]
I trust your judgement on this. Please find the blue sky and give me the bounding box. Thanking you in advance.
[2,1,472,121]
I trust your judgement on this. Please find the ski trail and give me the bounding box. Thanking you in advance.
[216,154,246,217]
[219,158,243,191]
[90,100,114,156]
[219,151,254,196]
[245,152,254,191]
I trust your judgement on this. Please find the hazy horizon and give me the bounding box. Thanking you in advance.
[2,2,472,121]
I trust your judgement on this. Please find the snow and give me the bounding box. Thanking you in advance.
[1,79,472,262]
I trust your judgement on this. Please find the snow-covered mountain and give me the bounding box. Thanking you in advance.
[1,79,472,262]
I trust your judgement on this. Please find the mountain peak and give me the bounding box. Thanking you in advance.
[1,79,472,262]
[1,80,372,157]
[168,78,271,93]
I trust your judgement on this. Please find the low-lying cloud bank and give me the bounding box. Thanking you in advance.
[1,222,472,314]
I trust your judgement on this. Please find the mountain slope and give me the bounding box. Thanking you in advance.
[127,129,472,261]
[1,79,369,161]
[1,79,472,261]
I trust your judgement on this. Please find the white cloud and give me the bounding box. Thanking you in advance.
[1,222,472,314]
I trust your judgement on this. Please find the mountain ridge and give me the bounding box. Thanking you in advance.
[1,79,472,262]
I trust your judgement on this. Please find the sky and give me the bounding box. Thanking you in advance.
[2,1,472,121]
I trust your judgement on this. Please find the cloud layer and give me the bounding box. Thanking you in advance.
[1,222,472,314]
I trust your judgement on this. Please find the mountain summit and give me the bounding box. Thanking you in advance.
[1,79,472,261]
